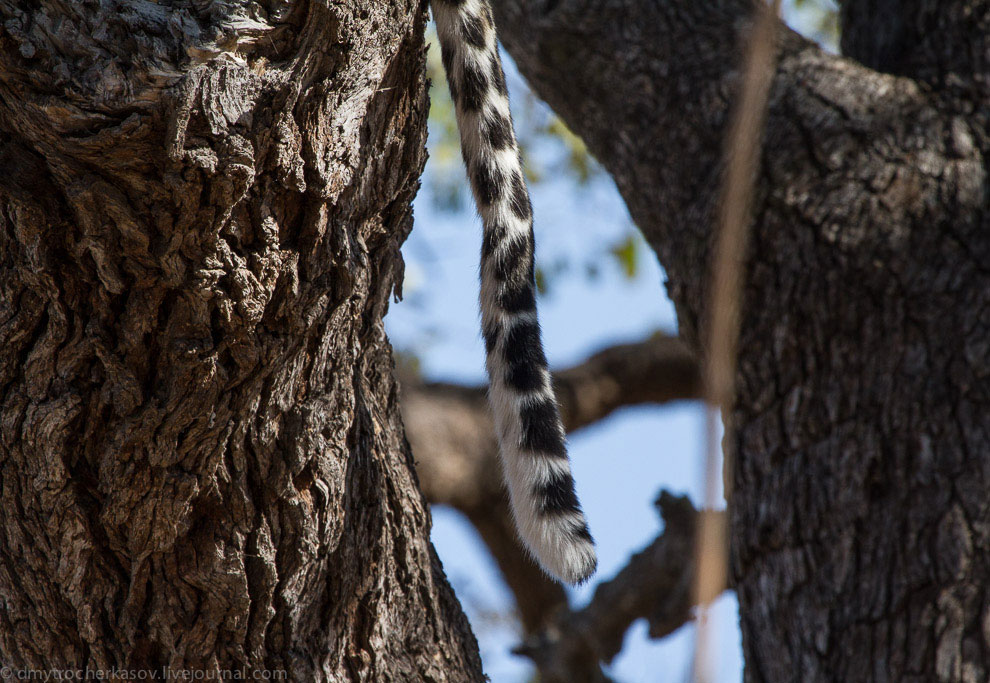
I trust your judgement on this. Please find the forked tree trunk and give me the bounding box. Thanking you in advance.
[0,1,483,679]
[492,0,989,680]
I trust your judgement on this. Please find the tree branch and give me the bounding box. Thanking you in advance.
[554,333,701,433]
[489,1,990,679]
[490,0,985,345]
[513,493,727,683]
[403,332,700,508]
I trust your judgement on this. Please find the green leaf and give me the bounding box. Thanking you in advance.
[534,267,548,296]
[609,233,639,280]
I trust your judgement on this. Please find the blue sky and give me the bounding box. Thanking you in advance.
[384,4,835,679]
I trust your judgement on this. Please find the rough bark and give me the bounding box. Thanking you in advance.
[0,1,483,680]
[491,0,990,681]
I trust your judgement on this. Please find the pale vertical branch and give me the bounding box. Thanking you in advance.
[693,1,781,681]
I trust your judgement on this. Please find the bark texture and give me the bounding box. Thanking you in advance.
[491,0,990,680]
[0,1,483,680]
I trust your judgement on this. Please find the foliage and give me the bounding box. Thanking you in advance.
[786,0,839,50]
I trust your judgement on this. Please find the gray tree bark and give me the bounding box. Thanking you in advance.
[491,0,989,681]
[0,1,483,680]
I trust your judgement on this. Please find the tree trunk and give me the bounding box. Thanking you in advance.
[491,0,989,680]
[0,1,483,680]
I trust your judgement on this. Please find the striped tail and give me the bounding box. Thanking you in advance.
[432,0,597,584]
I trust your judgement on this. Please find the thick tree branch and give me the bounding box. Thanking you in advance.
[491,0,986,345]
[490,1,989,680]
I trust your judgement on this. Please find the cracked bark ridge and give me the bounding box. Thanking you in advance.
[491,0,990,680]
[0,1,483,680]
